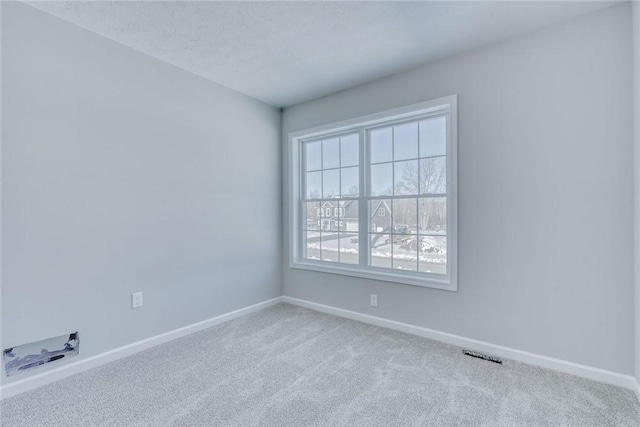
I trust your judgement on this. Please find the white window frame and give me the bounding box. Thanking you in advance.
[288,95,458,291]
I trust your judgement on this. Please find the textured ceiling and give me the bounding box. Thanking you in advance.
[26,1,619,107]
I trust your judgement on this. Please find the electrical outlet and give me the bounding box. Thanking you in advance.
[370,294,378,307]
[132,292,143,309]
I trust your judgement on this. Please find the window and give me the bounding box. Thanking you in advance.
[289,96,457,290]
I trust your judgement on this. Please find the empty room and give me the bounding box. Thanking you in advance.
[1,0,640,425]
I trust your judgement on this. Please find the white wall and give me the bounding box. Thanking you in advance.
[283,4,634,374]
[634,1,640,384]
[1,2,281,385]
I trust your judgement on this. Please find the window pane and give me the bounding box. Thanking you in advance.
[392,244,417,272]
[321,232,339,263]
[338,233,359,265]
[386,198,416,272]
[419,117,446,157]
[418,235,447,275]
[394,160,419,195]
[392,198,417,233]
[370,199,391,233]
[303,230,322,261]
[394,122,418,161]
[341,134,359,167]
[370,127,392,163]
[322,138,340,169]
[418,197,447,234]
[322,169,340,198]
[303,202,320,231]
[341,166,359,197]
[371,163,393,196]
[306,171,321,199]
[420,157,446,194]
[305,141,322,171]
[370,233,392,269]
[318,202,335,231]
[340,200,359,232]
[321,200,349,233]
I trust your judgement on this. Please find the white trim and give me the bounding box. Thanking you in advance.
[290,261,453,290]
[0,297,284,400]
[289,95,458,291]
[282,296,640,396]
[288,96,458,141]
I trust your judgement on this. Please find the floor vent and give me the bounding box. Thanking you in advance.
[462,349,503,364]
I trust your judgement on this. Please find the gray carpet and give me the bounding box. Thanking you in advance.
[1,303,639,426]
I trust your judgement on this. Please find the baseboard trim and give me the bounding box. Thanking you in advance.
[0,296,284,400]
[282,296,639,396]
[4,296,638,403]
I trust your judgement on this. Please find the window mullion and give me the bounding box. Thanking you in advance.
[358,128,367,267]
[299,142,306,261]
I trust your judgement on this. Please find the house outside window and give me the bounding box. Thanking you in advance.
[289,96,458,290]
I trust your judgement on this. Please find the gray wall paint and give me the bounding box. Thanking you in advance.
[283,4,634,374]
[634,1,640,383]
[1,2,281,384]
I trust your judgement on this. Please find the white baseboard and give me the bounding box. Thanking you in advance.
[4,295,638,404]
[0,296,284,400]
[282,296,640,397]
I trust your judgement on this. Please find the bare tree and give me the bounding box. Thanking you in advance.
[395,159,447,232]
[344,185,358,197]
[396,158,446,195]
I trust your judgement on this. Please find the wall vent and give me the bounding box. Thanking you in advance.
[3,332,79,376]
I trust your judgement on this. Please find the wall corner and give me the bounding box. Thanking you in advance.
[632,0,640,386]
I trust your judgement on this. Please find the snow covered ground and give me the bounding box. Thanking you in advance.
[304,231,447,274]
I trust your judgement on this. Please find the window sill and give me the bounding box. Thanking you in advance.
[289,259,457,291]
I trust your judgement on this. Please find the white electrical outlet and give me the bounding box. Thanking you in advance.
[370,294,378,307]
[132,292,143,309]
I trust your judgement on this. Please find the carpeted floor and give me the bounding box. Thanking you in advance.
[1,303,639,426]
